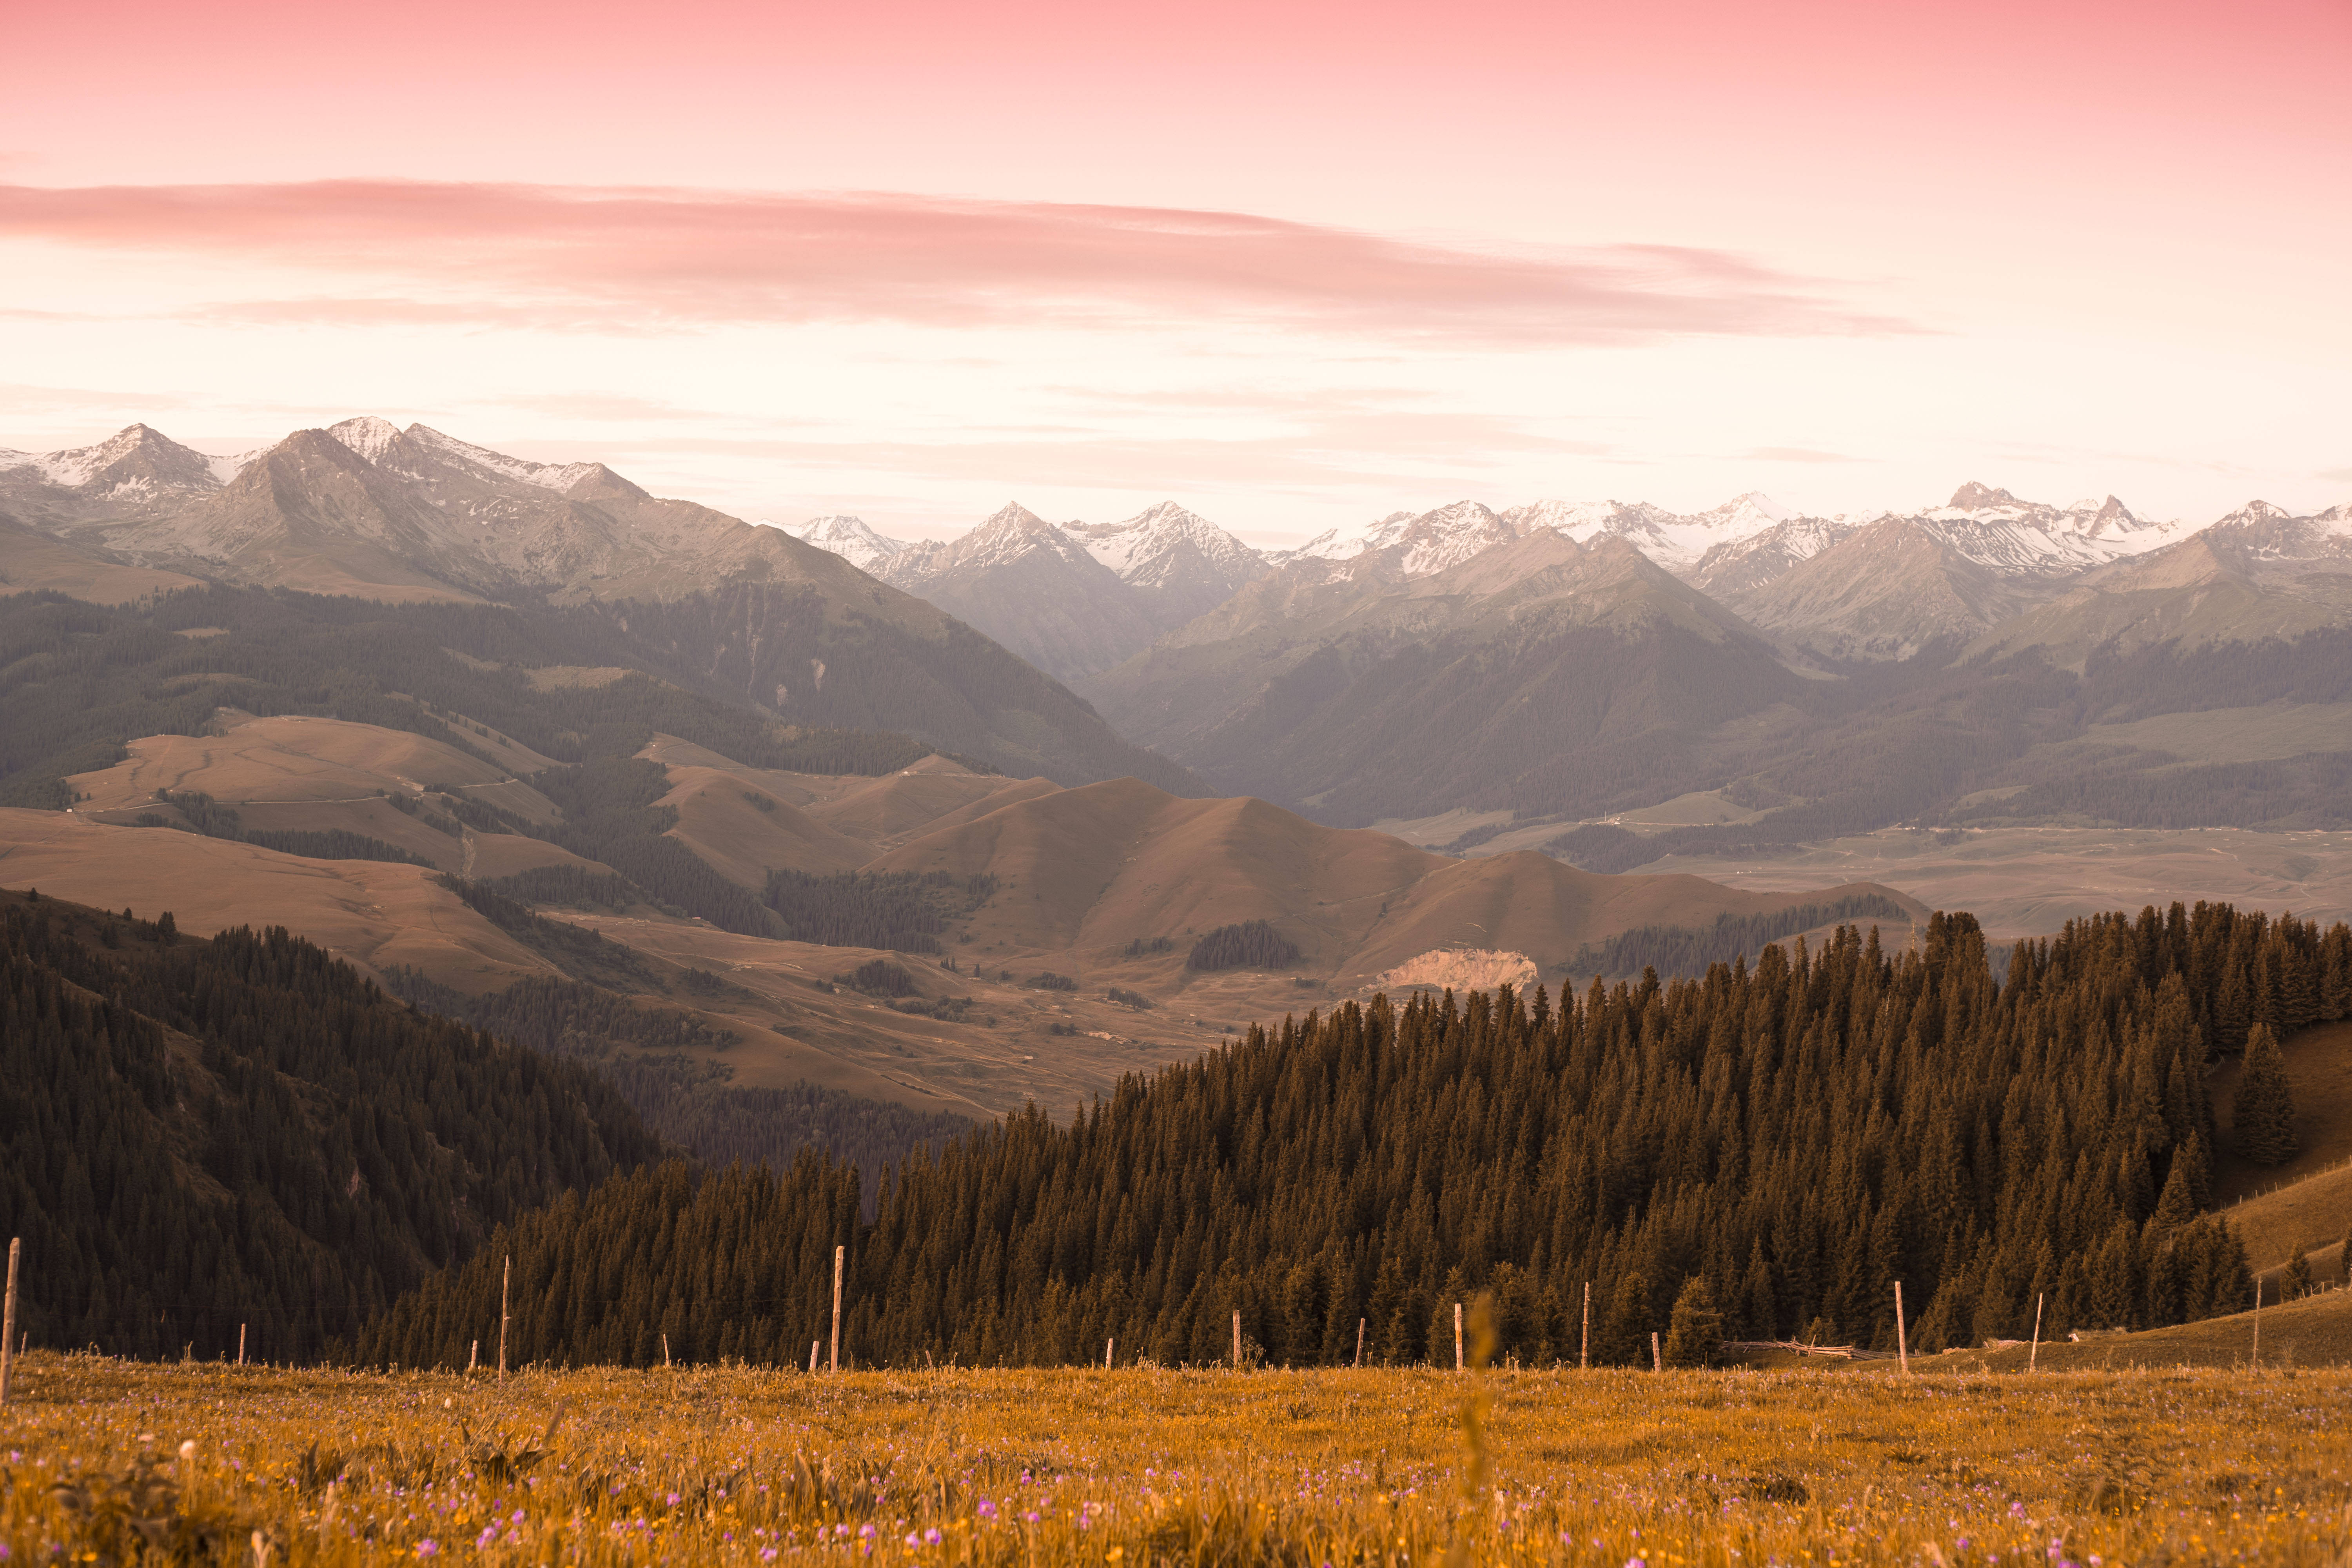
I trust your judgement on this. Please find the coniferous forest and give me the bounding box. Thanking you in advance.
[356,902,2350,1372]
[0,890,658,1362]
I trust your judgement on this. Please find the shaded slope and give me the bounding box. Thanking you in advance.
[1087,533,1801,823]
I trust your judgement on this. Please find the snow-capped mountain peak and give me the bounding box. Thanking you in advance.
[780,515,907,574]
[327,416,403,464]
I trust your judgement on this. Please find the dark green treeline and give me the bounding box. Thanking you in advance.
[0,893,659,1362]
[357,902,2349,1370]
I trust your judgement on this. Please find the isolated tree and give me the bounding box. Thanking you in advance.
[2233,1024,2300,1165]
[2282,1248,2313,1301]
[1661,1276,1722,1367]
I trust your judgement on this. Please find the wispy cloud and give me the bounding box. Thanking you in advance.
[2316,466,2352,485]
[0,180,1920,348]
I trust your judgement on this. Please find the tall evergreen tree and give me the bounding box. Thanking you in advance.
[2232,1023,2300,1165]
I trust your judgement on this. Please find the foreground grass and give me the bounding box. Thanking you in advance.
[2,1355,2348,1564]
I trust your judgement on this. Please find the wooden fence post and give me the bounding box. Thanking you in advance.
[808,1340,819,1374]
[1231,1309,1241,1368]
[238,1324,246,1367]
[1355,1318,1365,1368]
[2029,1293,2042,1372]
[468,1340,477,1375]
[1894,1281,1909,1374]
[1580,1281,1590,1370]
[498,1256,510,1381]
[1454,1302,1463,1372]
[663,1333,671,1370]
[1105,1338,1113,1370]
[830,1245,844,1374]
[1651,1331,1661,1371]
[0,1237,18,1404]
[2251,1276,2261,1372]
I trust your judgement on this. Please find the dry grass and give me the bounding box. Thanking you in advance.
[5,1354,2352,1564]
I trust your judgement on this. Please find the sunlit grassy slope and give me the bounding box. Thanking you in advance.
[4,1356,2350,1564]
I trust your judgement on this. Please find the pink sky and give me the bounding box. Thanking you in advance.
[4,0,2347,540]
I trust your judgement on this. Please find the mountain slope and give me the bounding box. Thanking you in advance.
[1969,501,2352,666]
[879,503,1147,681]
[873,500,1268,681]
[1725,515,2037,661]
[1085,530,1804,823]
[0,886,657,1361]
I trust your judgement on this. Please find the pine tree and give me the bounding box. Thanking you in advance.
[2151,1155,2197,1229]
[2282,1248,2312,1300]
[1660,1276,1722,1367]
[2232,1024,2299,1166]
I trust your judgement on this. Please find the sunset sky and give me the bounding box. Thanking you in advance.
[5,0,2347,543]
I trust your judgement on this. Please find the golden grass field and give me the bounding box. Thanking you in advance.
[5,1352,2350,1565]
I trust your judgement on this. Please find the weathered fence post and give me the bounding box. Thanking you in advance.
[1651,1331,1661,1371]
[1895,1281,1909,1374]
[1581,1281,1590,1370]
[830,1245,844,1374]
[2029,1292,2042,1372]
[498,1255,510,1381]
[1454,1302,1463,1372]
[1355,1317,1365,1368]
[1104,1338,1113,1370]
[1231,1308,1241,1368]
[0,1237,18,1404]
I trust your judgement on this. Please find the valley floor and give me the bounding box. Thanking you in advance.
[1617,824,2352,936]
[4,1354,2348,1564]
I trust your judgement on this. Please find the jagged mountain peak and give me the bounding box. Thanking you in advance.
[1946,481,2019,510]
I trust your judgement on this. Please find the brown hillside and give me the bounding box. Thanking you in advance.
[868,778,1443,960]
[867,779,1924,994]
[0,513,206,603]
[657,767,870,886]
[802,771,1060,850]
[0,808,549,989]
[65,715,555,816]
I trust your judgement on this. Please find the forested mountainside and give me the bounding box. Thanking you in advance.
[0,888,658,1362]
[378,962,972,1200]
[358,902,2348,1371]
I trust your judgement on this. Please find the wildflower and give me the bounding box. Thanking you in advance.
[667,1492,681,1506]
[416,1543,438,1559]
[477,1526,498,1548]
[761,1553,777,1563]
[924,1528,942,1544]
[978,1501,997,1519]
[904,1533,921,1548]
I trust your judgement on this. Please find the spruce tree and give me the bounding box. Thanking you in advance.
[2282,1248,2312,1300]
[2151,1155,2197,1229]
[1660,1276,1722,1367]
[2232,1024,2299,1165]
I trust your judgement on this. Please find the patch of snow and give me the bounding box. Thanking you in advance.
[781,515,907,573]
[402,423,604,491]
[326,416,403,463]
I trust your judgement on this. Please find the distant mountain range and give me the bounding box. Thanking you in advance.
[0,421,1199,792]
[782,499,1261,681]
[7,421,2347,846]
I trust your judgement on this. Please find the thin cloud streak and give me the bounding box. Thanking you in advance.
[0,180,1921,347]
